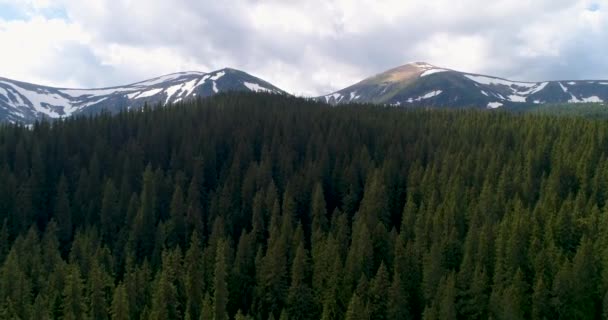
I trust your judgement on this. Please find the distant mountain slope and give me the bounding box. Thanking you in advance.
[0,68,285,123]
[320,62,608,109]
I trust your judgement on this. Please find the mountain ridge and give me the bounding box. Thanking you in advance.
[3,62,608,124]
[0,68,285,124]
[319,62,608,109]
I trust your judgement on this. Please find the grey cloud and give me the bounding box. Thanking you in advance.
[16,0,608,94]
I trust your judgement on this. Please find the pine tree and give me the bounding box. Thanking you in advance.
[185,231,204,320]
[100,179,119,246]
[111,283,129,320]
[0,249,32,319]
[287,243,317,320]
[168,184,187,249]
[55,174,72,246]
[311,182,328,240]
[368,262,389,319]
[31,293,51,320]
[201,293,213,320]
[89,261,111,320]
[214,240,228,320]
[149,254,180,320]
[436,273,457,320]
[131,166,157,260]
[358,170,389,228]
[344,292,368,320]
[0,219,8,263]
[62,264,85,320]
[387,268,410,320]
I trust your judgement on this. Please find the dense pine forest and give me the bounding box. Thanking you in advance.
[1,93,608,319]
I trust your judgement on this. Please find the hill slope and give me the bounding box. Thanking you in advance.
[320,62,608,109]
[0,68,285,123]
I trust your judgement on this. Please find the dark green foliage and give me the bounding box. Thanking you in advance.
[1,92,608,318]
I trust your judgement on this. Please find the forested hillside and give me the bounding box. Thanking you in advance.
[1,93,608,319]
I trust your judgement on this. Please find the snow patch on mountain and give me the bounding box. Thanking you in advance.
[133,74,184,87]
[568,95,603,103]
[508,95,527,103]
[244,82,274,93]
[210,71,225,81]
[0,81,68,118]
[519,82,548,95]
[420,69,448,77]
[464,75,536,88]
[407,90,442,103]
[487,102,503,109]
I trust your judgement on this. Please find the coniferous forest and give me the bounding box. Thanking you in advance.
[1,92,608,319]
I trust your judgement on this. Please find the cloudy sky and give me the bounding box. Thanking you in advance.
[0,0,606,96]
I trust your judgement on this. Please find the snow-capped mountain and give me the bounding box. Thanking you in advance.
[320,62,608,109]
[0,68,285,123]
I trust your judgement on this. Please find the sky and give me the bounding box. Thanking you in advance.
[0,0,606,96]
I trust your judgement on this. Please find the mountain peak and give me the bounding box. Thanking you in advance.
[320,62,608,108]
[408,61,438,69]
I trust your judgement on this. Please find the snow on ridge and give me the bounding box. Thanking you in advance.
[412,62,436,70]
[244,82,274,93]
[518,82,548,96]
[212,81,218,93]
[128,88,163,100]
[420,69,448,77]
[559,82,569,93]
[582,96,603,103]
[194,75,211,89]
[60,87,137,97]
[348,91,361,100]
[464,74,537,88]
[164,84,184,105]
[568,95,603,103]
[0,80,67,118]
[487,102,503,109]
[210,71,225,81]
[180,79,200,97]
[407,90,442,103]
[507,95,526,103]
[133,74,184,87]
[324,93,343,103]
[73,97,108,112]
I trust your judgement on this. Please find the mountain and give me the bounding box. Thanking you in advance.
[320,62,608,109]
[0,68,285,124]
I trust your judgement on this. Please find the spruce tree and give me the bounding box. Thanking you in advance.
[111,283,129,320]
[214,240,228,320]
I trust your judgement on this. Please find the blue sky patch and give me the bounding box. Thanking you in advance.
[0,3,28,21]
[0,3,68,21]
[588,3,601,12]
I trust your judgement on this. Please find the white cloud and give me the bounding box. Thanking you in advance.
[1,0,608,95]
[0,17,90,87]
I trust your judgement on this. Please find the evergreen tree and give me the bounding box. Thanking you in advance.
[55,174,72,246]
[62,264,85,320]
[100,179,119,246]
[214,240,228,320]
[185,232,204,320]
[287,243,317,320]
[111,283,129,320]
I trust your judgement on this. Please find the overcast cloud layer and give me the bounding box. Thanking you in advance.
[0,0,606,95]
